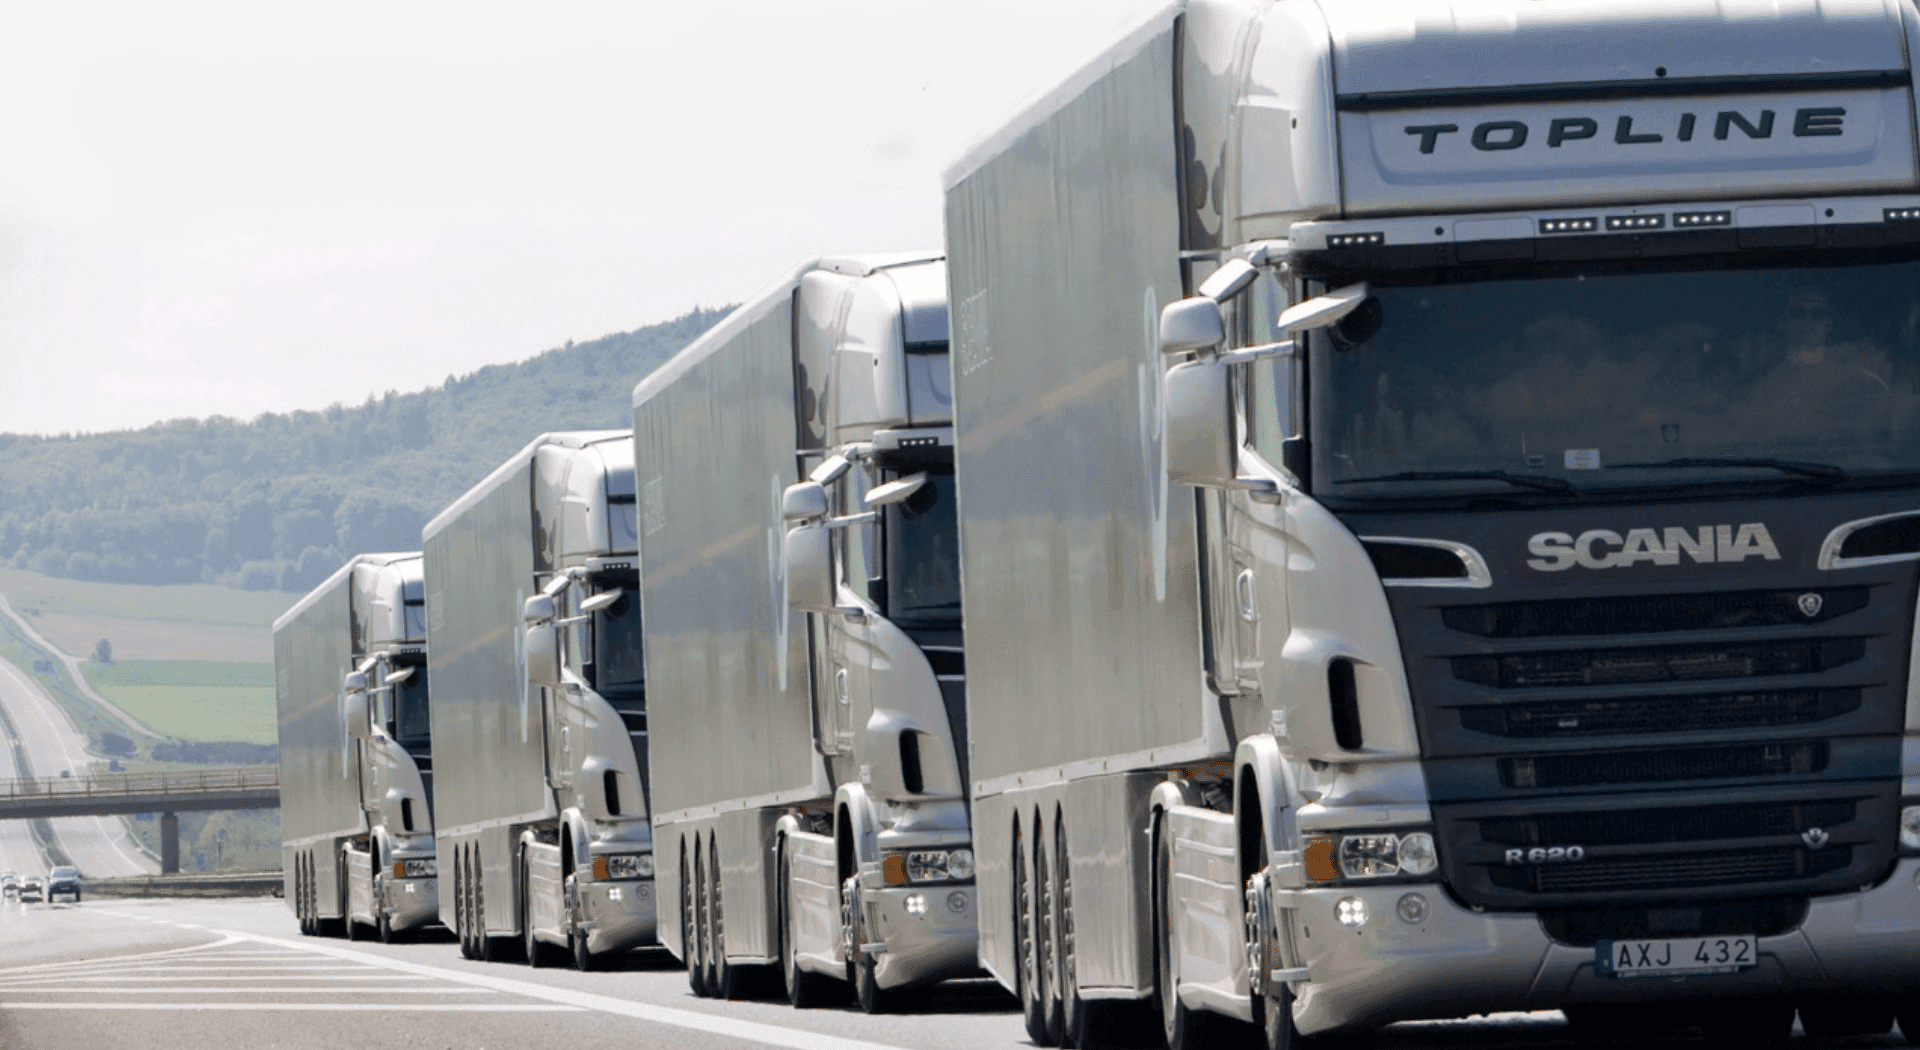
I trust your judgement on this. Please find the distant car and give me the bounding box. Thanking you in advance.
[1,871,17,901]
[20,878,44,903]
[46,866,80,904]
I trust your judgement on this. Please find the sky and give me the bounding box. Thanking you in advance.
[0,0,1163,437]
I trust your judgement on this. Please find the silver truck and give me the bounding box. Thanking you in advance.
[946,1,1920,1046]
[632,254,975,1011]
[422,431,653,969]
[275,552,438,943]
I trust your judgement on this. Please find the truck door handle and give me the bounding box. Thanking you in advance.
[835,668,850,706]
[1236,569,1257,622]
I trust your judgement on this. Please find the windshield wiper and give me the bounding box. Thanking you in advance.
[1606,457,1849,481]
[1334,470,1576,493]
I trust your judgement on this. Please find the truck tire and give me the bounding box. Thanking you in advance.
[521,853,545,968]
[1036,825,1065,1044]
[844,872,891,1014]
[1015,826,1049,1045]
[1058,820,1122,1049]
[683,850,708,996]
[571,923,595,972]
[779,842,833,1008]
[377,908,394,945]
[455,852,474,959]
[708,837,743,999]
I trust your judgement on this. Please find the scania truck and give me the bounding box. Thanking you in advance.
[276,552,438,943]
[945,1,1920,1046]
[422,431,654,969]
[632,254,976,1011]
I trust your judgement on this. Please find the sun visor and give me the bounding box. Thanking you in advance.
[1330,0,1906,97]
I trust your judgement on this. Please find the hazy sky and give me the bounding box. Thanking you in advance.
[0,0,1162,437]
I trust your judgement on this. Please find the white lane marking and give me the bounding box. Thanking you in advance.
[14,974,422,983]
[0,986,465,994]
[0,1003,581,1012]
[0,934,244,975]
[224,931,918,1050]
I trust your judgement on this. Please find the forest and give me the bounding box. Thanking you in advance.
[0,307,727,592]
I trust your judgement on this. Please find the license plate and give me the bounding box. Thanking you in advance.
[1594,935,1757,978]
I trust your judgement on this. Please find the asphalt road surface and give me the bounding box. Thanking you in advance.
[0,657,157,880]
[0,895,1910,1050]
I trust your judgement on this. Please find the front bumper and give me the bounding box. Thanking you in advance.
[47,884,79,902]
[865,882,980,990]
[381,876,439,932]
[578,876,656,955]
[1282,858,1920,1034]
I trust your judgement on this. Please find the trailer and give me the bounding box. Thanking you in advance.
[275,552,438,943]
[422,431,654,969]
[632,254,975,1011]
[945,1,1920,1046]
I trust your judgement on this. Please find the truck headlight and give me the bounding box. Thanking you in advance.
[1900,803,1920,853]
[1307,830,1439,882]
[397,858,437,878]
[883,848,975,885]
[595,853,653,880]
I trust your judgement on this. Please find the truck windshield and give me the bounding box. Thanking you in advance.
[883,469,961,628]
[392,665,431,750]
[1308,251,1920,500]
[592,590,645,697]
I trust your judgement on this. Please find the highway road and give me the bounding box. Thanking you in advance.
[0,657,157,880]
[0,895,1910,1050]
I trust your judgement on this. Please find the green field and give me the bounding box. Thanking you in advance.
[81,661,277,746]
[0,568,297,626]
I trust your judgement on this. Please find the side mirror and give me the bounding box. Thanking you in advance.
[1165,358,1235,488]
[1278,282,1371,333]
[523,594,555,625]
[344,690,372,740]
[864,472,927,509]
[525,623,561,689]
[809,454,851,485]
[385,665,415,687]
[784,523,835,614]
[1159,297,1225,354]
[782,481,829,523]
[343,671,369,695]
[579,589,622,615]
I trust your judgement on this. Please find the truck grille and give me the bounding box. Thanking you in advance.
[1442,586,1868,638]
[1459,688,1859,738]
[1492,845,1853,894]
[1478,798,1857,847]
[1365,514,1917,911]
[1500,741,1826,789]
[1452,637,1864,689]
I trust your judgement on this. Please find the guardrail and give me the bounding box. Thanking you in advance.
[0,766,279,802]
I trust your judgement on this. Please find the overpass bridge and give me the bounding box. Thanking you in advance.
[0,767,279,873]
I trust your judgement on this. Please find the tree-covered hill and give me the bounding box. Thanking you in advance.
[0,307,728,592]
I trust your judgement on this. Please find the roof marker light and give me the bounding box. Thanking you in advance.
[1886,207,1920,222]
[1605,214,1664,231]
[1327,232,1385,249]
[1673,210,1732,228]
[1538,217,1598,235]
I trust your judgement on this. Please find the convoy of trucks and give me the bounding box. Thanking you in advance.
[275,552,438,942]
[420,431,655,969]
[631,254,975,1010]
[262,0,1920,1044]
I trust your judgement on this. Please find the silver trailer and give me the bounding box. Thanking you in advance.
[275,552,438,943]
[422,431,654,969]
[946,1,1920,1046]
[632,254,975,1011]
